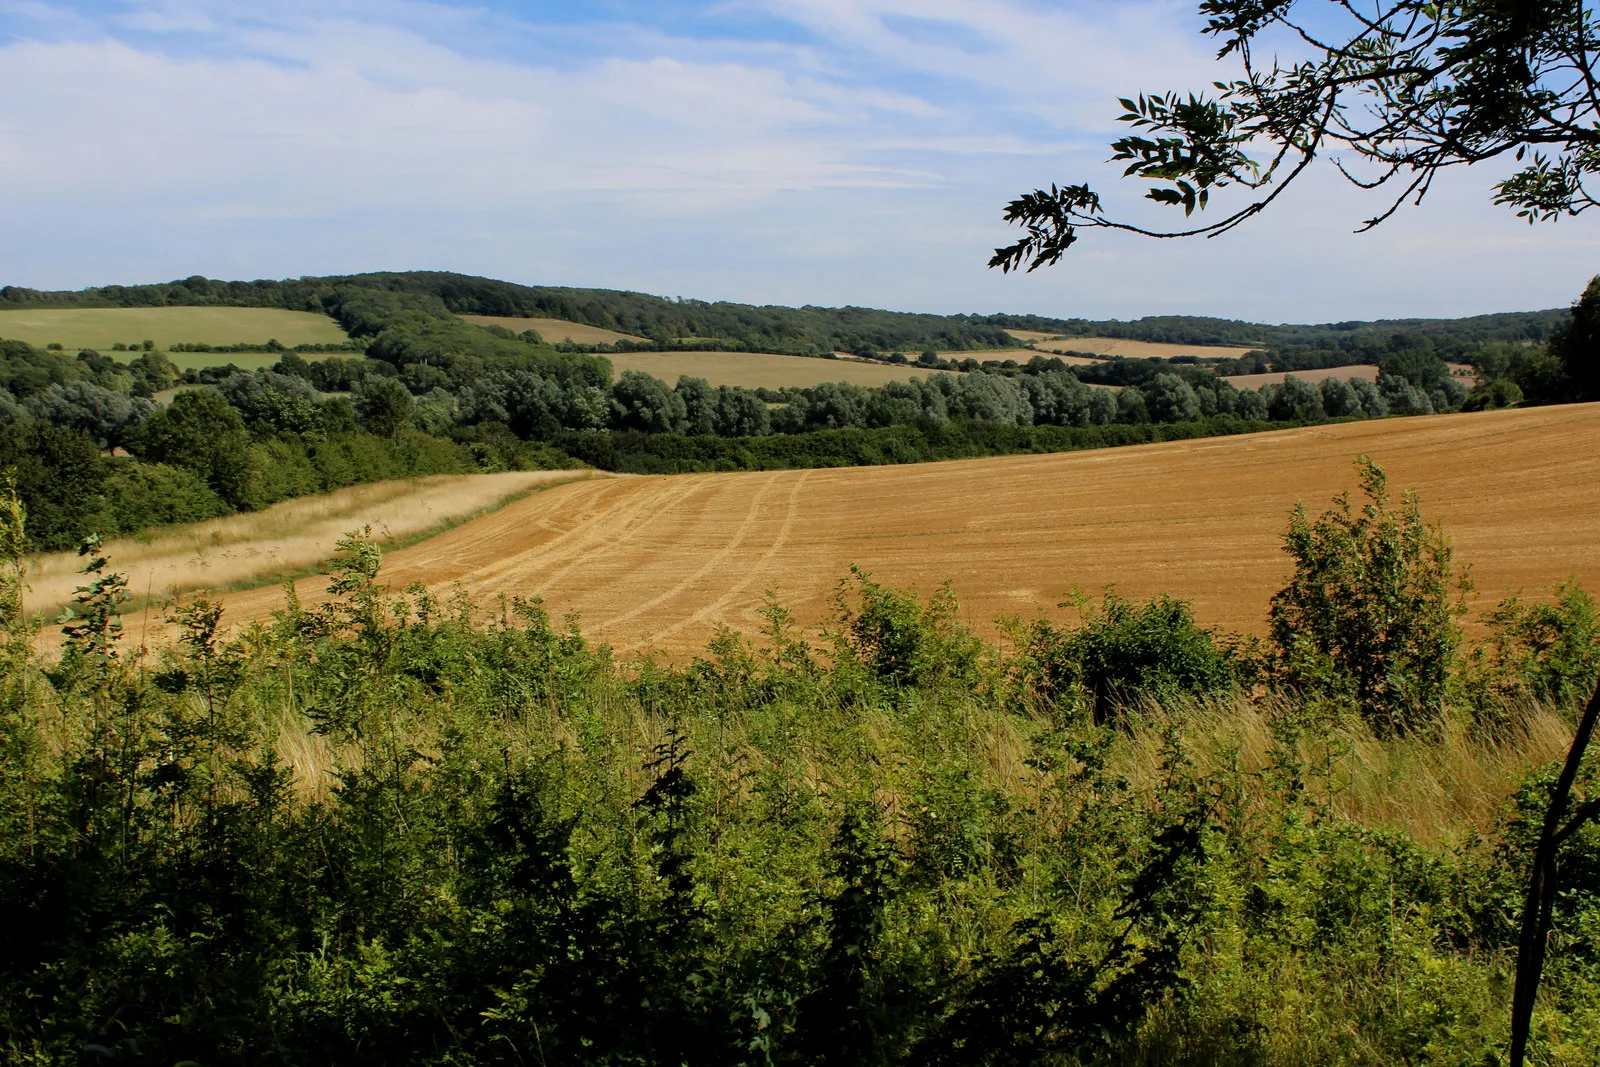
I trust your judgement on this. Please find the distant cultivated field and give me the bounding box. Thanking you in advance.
[460,315,647,345]
[1025,336,1264,361]
[194,404,1600,657]
[1224,365,1382,389]
[0,307,349,351]
[606,350,950,389]
[928,349,1103,367]
[28,471,591,618]
[999,351,1105,367]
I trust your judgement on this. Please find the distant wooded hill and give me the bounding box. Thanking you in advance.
[975,308,1568,359]
[0,271,1569,360]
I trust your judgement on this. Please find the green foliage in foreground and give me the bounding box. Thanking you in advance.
[1,471,1599,1065]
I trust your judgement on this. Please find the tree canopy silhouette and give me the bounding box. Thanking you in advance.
[992,0,1600,272]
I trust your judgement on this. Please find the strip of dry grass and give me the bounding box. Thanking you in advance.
[27,470,601,618]
[238,673,1575,839]
[1114,697,1572,847]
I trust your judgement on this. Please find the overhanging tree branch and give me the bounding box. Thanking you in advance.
[992,0,1600,272]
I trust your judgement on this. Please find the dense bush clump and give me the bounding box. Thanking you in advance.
[1010,591,1246,725]
[1271,457,1470,735]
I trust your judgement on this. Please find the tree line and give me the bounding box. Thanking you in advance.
[1,268,1573,362]
[0,272,1023,359]
[2,273,1594,550]
[979,307,1567,352]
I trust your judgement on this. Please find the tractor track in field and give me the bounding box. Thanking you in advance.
[140,404,1600,658]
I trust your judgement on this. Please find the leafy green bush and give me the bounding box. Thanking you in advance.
[98,460,229,531]
[1468,579,1600,711]
[1463,377,1525,411]
[831,565,984,690]
[1010,591,1243,724]
[0,420,108,551]
[1270,456,1470,735]
[131,389,257,509]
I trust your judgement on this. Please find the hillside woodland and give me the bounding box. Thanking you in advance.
[1,272,1593,551]
[0,457,1597,1064]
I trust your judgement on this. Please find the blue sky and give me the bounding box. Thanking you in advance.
[2,0,1596,322]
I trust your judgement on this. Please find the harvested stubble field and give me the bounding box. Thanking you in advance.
[1223,364,1382,389]
[0,307,349,351]
[604,350,950,389]
[1024,335,1264,361]
[29,470,589,619]
[179,404,1600,658]
[458,315,647,345]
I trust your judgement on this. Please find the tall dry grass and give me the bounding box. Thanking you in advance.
[245,675,1574,844]
[1112,696,1572,846]
[27,470,599,617]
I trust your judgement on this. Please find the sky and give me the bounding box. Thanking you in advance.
[1,0,1596,324]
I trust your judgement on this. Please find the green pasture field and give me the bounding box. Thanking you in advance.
[0,307,349,352]
[608,350,954,389]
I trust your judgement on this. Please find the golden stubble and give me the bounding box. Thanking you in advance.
[175,404,1600,661]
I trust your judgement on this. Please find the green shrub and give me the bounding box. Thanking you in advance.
[248,438,322,506]
[1469,579,1600,710]
[1463,377,1524,411]
[0,420,106,551]
[831,566,984,691]
[99,460,228,532]
[306,431,472,491]
[1270,456,1470,736]
[132,389,257,509]
[1011,591,1242,724]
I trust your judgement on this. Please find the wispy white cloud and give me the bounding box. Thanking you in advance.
[0,0,1592,320]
